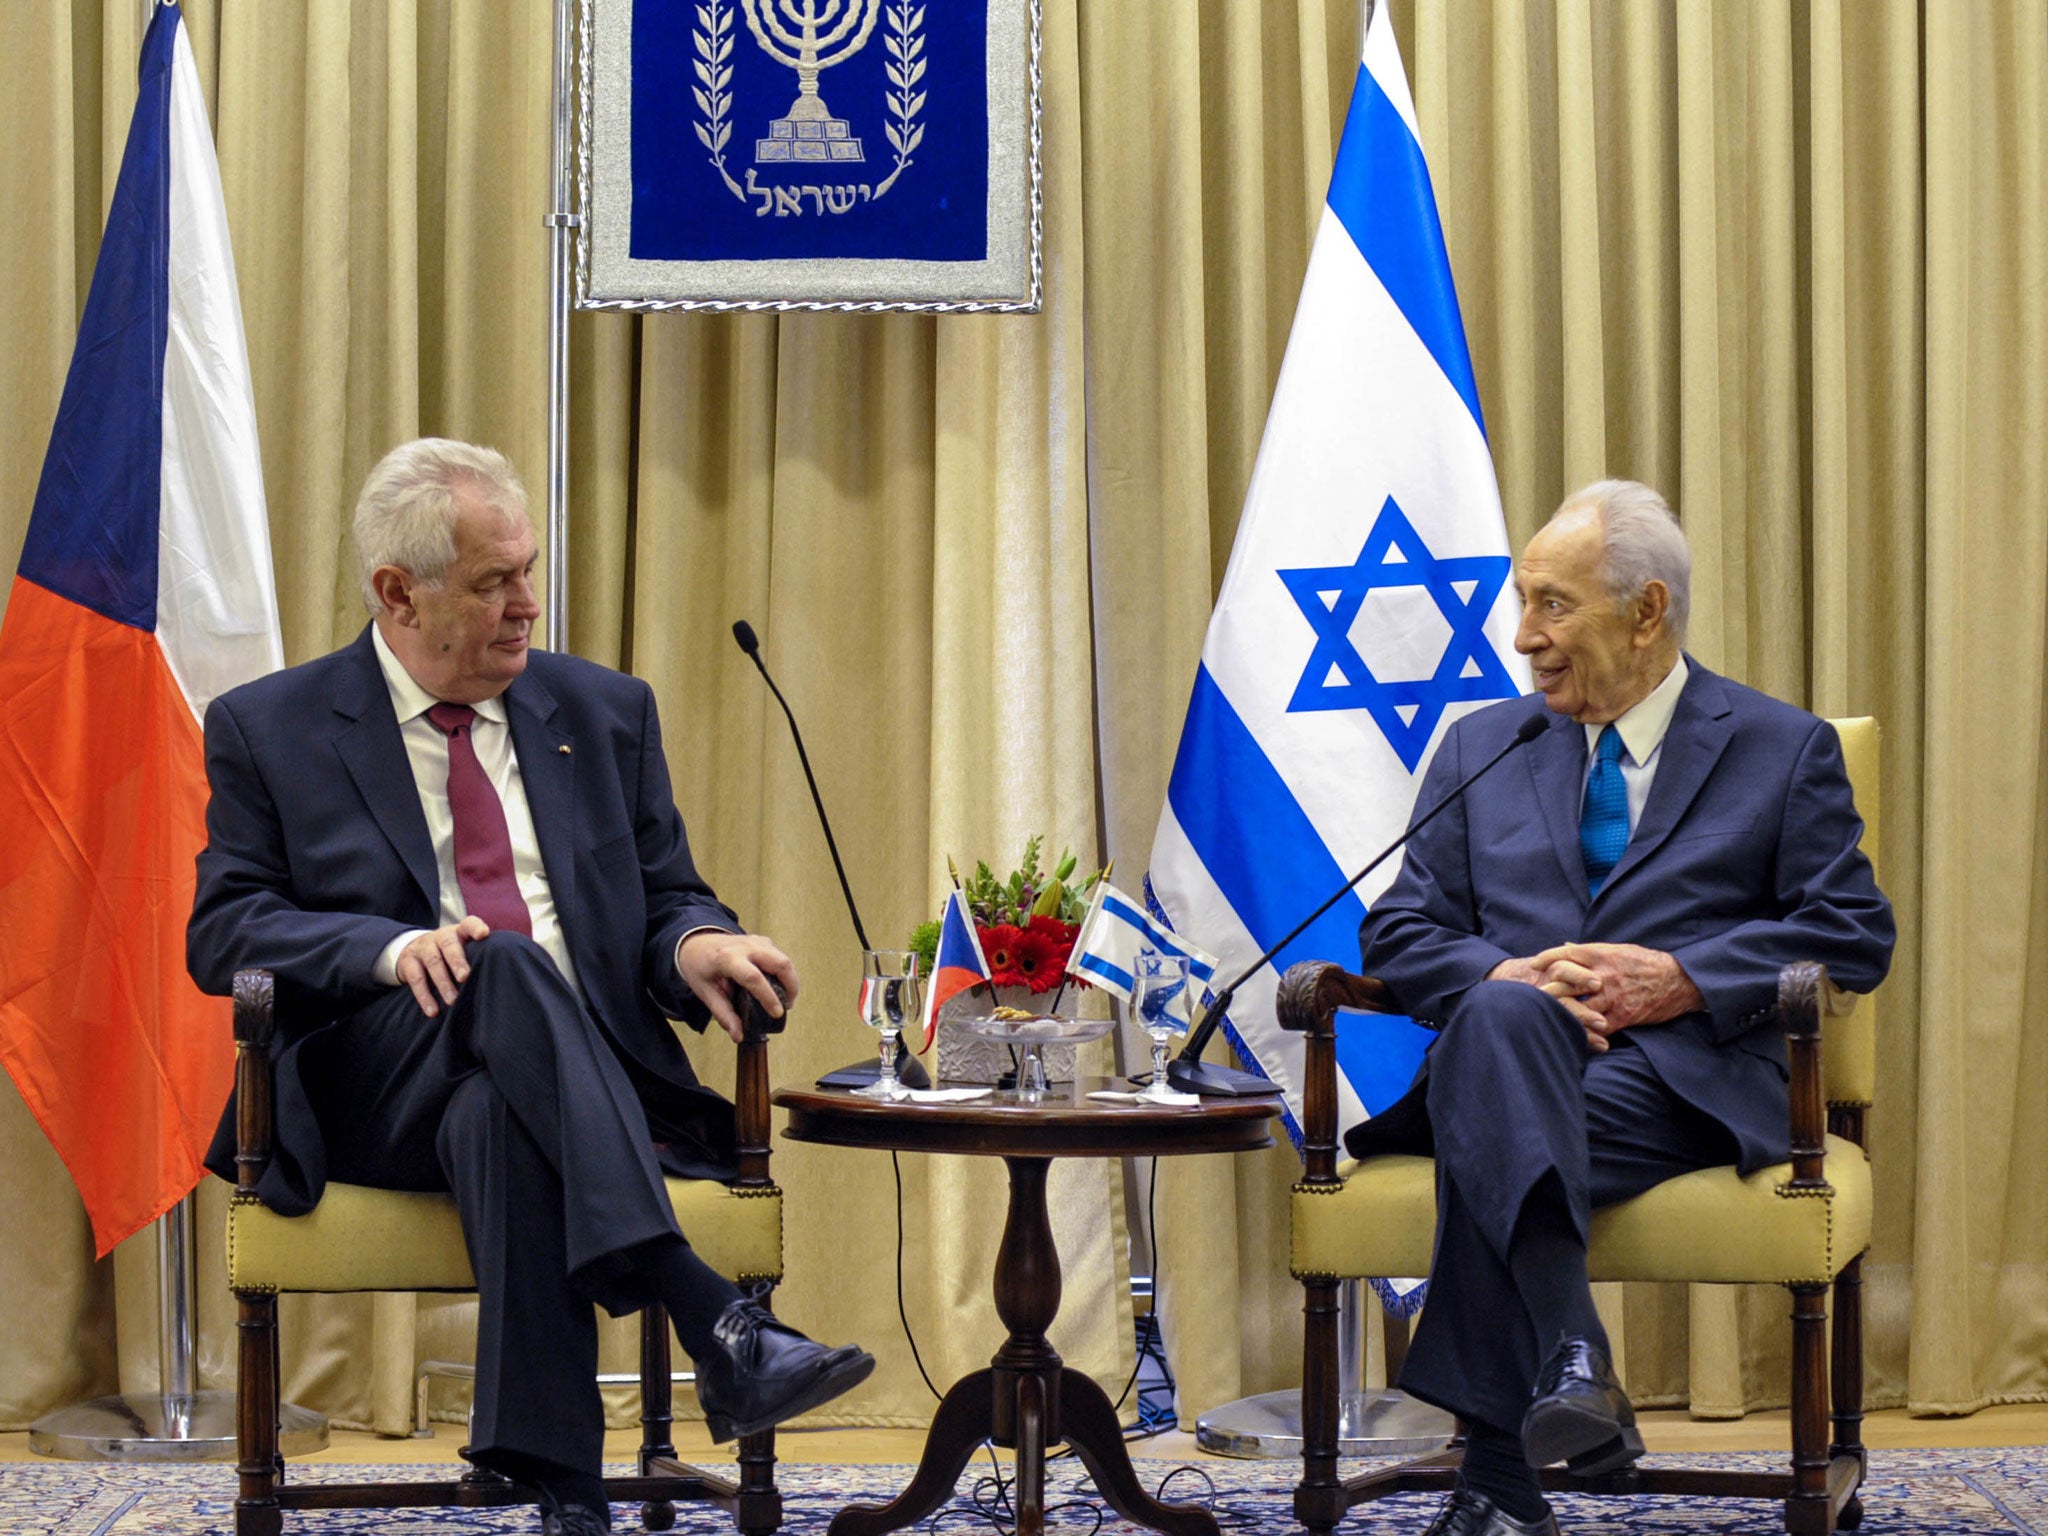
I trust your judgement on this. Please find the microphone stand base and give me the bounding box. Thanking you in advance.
[1166,1058,1284,1097]
[816,1045,932,1092]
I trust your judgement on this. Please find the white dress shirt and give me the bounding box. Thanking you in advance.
[1581,653,1690,837]
[370,624,580,994]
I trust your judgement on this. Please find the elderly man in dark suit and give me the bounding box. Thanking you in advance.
[1346,481,1894,1536]
[191,439,871,1536]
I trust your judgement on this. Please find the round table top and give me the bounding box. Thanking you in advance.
[772,1079,1280,1159]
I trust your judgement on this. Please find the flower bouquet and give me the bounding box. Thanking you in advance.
[909,837,1107,1084]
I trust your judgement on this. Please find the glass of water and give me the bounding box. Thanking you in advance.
[1130,948,1194,1103]
[854,950,922,1101]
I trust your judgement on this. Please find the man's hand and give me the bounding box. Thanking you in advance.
[1529,941,1704,1038]
[397,916,492,1017]
[679,930,800,1043]
[1486,952,1612,1049]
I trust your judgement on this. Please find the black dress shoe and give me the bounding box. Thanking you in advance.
[695,1294,876,1444]
[1522,1333,1644,1475]
[1421,1485,1560,1536]
[540,1505,611,1536]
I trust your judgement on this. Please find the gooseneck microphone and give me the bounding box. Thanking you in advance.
[1169,712,1551,1096]
[732,619,929,1090]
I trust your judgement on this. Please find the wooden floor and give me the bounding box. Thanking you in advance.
[6,1403,2044,1467]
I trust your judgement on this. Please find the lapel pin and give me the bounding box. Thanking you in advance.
[558,744,572,755]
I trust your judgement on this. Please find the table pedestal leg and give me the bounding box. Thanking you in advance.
[828,1156,1218,1536]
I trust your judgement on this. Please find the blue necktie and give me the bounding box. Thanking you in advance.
[1580,725,1629,895]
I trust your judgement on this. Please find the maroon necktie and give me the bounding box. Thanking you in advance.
[425,702,532,937]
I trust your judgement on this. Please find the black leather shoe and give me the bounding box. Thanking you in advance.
[1522,1333,1644,1475]
[1421,1484,1560,1536]
[540,1505,611,1536]
[695,1294,876,1444]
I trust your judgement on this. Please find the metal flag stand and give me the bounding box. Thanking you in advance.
[29,1193,327,1461]
[1194,1278,1452,1458]
[1192,0,1452,1464]
[31,0,326,1467]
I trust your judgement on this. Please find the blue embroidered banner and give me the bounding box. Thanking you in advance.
[630,0,988,263]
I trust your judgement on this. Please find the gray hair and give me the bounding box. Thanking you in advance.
[353,438,529,615]
[1558,479,1691,645]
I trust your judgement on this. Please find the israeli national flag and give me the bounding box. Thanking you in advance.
[1067,882,1218,1004]
[1146,6,1530,1147]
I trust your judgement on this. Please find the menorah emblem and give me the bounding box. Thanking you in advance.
[741,0,883,164]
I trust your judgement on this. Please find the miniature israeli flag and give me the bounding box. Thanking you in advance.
[1145,5,1530,1148]
[1066,882,1218,1004]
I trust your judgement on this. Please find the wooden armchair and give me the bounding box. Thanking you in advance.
[1283,717,1882,1536]
[224,968,789,1536]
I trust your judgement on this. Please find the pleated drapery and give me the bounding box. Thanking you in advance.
[2,0,2044,1435]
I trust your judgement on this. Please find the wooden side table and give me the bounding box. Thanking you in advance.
[774,1083,1278,1536]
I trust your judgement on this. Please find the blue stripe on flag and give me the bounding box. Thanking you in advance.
[1099,893,1217,982]
[1166,664,1369,1003]
[17,7,178,631]
[1076,953,1134,993]
[1324,65,1487,439]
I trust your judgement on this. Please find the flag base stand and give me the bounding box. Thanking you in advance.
[1193,1386,1454,1459]
[29,1391,327,1462]
[1192,1277,1452,1458]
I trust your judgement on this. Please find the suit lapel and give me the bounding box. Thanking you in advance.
[1598,660,1733,897]
[331,629,439,914]
[1526,712,1593,901]
[506,670,579,947]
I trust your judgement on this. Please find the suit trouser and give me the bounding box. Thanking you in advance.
[1399,981,1738,1434]
[301,931,692,1475]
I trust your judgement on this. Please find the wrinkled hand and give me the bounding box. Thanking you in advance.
[1486,952,1611,1048]
[1529,941,1703,1044]
[679,931,800,1042]
[397,916,492,1017]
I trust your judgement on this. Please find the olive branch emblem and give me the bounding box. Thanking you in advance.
[875,1,926,197]
[692,0,742,198]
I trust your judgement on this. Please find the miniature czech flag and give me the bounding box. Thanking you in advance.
[915,890,992,1053]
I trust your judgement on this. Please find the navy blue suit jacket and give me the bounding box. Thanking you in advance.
[191,626,740,1209]
[1345,660,1894,1174]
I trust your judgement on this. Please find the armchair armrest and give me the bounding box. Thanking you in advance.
[732,987,786,1191]
[232,968,277,1200]
[1778,960,1854,1190]
[1277,961,1395,1186]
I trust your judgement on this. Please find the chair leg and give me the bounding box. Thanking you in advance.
[1830,1254,1867,1529]
[236,1291,283,1536]
[735,1285,784,1536]
[1785,1282,1832,1536]
[1294,1277,1346,1536]
[640,1305,678,1532]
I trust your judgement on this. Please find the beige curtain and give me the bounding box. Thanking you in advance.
[2,0,2044,1437]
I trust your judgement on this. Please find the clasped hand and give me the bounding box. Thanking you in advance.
[1487,942,1703,1051]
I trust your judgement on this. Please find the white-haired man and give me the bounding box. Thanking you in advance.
[1348,481,1894,1535]
[192,439,871,1536]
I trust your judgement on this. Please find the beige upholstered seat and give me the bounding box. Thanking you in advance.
[228,1176,781,1296]
[225,968,789,1536]
[1285,717,1882,1536]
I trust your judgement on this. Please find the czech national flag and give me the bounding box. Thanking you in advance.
[0,3,282,1256]
[914,890,992,1053]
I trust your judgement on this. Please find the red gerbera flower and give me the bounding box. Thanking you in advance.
[1010,924,1062,993]
[981,923,1026,989]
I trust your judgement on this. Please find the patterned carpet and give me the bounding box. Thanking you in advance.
[6,1448,2044,1535]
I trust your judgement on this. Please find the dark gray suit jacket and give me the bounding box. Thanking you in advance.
[192,626,740,1211]
[1345,660,1894,1174]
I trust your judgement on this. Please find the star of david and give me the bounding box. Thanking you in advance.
[1278,495,1519,771]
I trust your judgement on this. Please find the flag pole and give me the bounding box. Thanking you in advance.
[543,0,577,652]
[1181,0,1453,1461]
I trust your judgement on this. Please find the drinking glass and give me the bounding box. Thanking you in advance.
[854,950,922,1101]
[1130,949,1195,1103]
